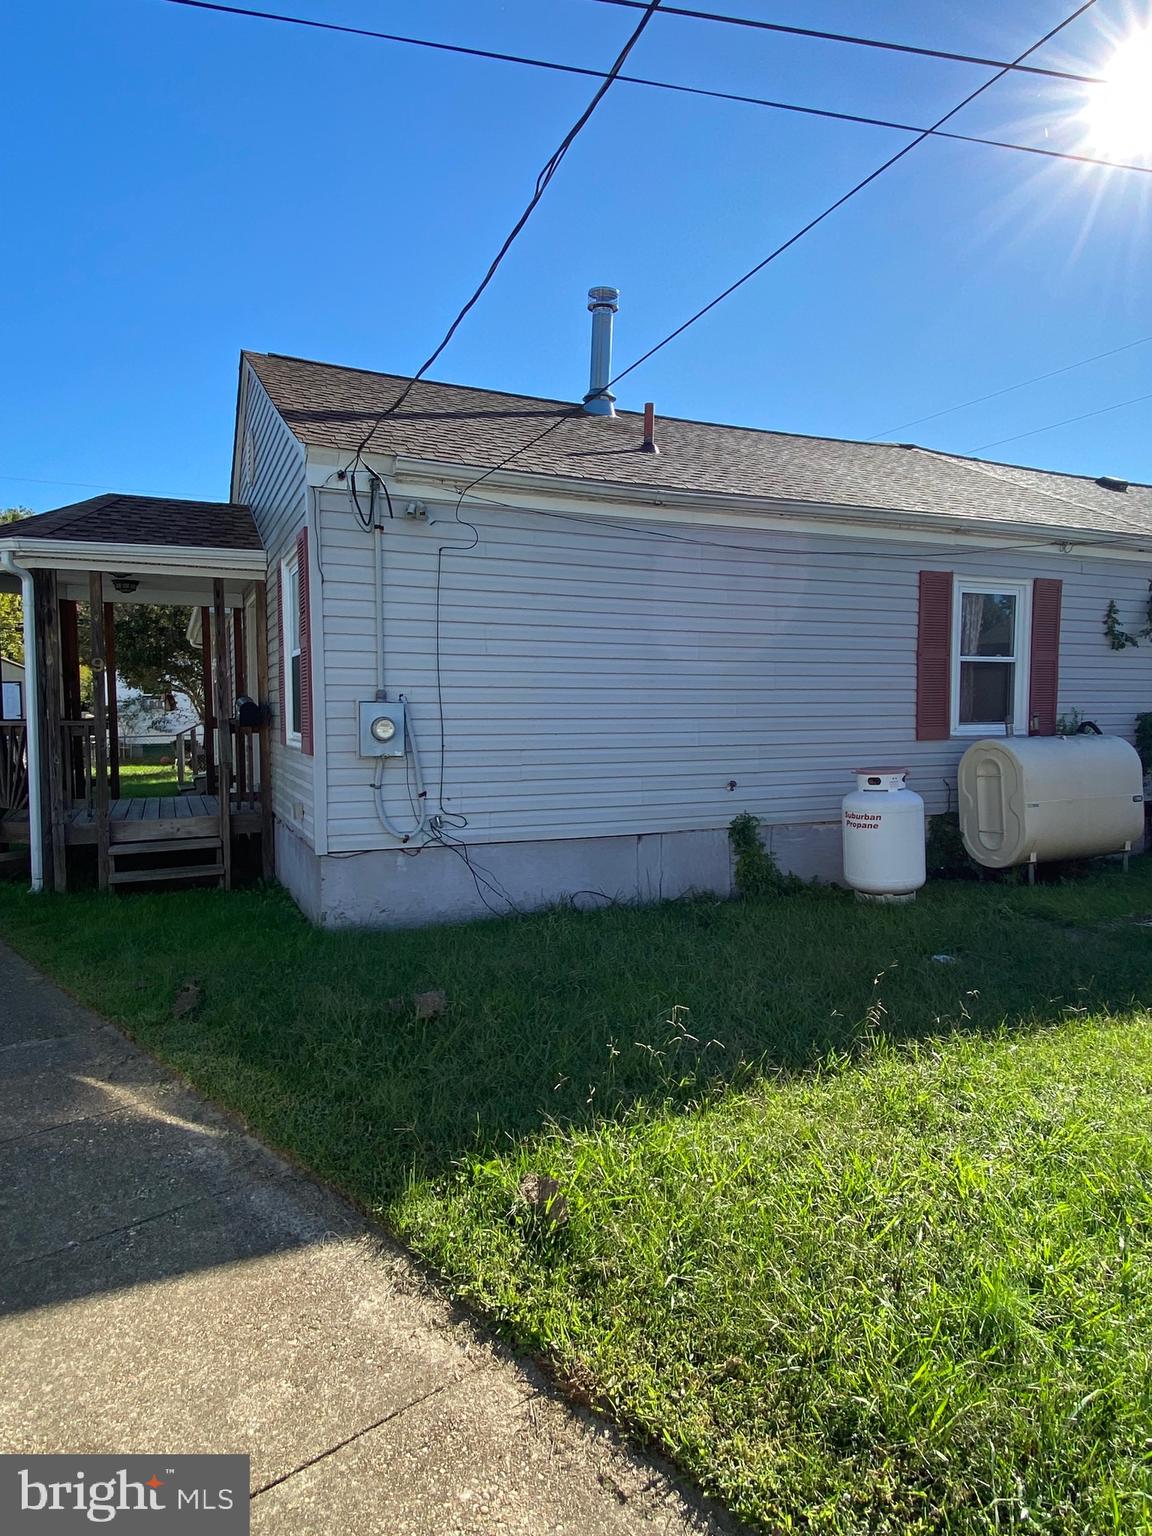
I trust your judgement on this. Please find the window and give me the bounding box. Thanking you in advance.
[951,579,1030,735]
[282,553,302,744]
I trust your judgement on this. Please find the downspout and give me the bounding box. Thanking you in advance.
[0,550,43,891]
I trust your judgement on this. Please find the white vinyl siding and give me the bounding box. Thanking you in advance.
[235,365,313,843]
[314,483,1152,852]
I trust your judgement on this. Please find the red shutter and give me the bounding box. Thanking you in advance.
[916,571,954,741]
[1028,578,1062,735]
[297,527,314,756]
[277,562,286,745]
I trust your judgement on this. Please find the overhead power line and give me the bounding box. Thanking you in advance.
[158,1,1152,179]
[585,0,1105,83]
[969,390,1152,451]
[868,336,1152,440]
[429,0,1108,523]
[600,0,1105,398]
[348,0,665,456]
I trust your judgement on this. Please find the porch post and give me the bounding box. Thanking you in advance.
[232,605,247,802]
[59,597,83,800]
[200,605,215,795]
[89,574,110,892]
[104,601,120,797]
[253,580,274,878]
[34,573,66,892]
[212,581,233,891]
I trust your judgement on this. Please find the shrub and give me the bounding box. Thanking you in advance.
[728,812,802,897]
[1136,711,1152,773]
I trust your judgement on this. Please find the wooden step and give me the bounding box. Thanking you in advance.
[109,863,225,886]
[110,838,222,858]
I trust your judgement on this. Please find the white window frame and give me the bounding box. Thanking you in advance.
[281,551,302,747]
[950,577,1031,738]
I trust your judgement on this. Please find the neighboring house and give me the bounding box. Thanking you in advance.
[116,682,198,763]
[1,655,23,720]
[4,296,1152,920]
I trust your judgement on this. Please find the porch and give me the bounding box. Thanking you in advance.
[0,494,271,892]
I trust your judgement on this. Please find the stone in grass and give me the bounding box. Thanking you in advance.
[519,1172,569,1229]
[171,979,203,1018]
[413,989,448,1019]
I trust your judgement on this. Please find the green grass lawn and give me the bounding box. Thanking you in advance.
[114,762,180,798]
[1,865,1151,1532]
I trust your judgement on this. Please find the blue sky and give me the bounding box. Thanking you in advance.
[3,0,1151,512]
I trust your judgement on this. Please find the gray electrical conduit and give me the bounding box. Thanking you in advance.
[0,549,44,891]
[373,694,433,842]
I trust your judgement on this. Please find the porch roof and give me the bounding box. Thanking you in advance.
[0,494,262,552]
[0,494,265,590]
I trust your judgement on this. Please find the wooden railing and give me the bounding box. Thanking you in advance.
[0,722,29,813]
[61,719,96,808]
[173,723,202,787]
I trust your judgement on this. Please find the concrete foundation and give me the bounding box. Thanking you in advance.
[274,818,847,929]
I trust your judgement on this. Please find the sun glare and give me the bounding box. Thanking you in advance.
[1081,30,1152,157]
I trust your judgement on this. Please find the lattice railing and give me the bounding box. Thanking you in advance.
[0,722,29,813]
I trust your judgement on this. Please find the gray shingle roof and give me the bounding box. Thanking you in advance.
[0,494,262,551]
[247,351,1152,541]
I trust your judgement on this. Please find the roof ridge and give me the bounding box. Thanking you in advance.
[251,350,1152,478]
[914,441,1152,494]
[921,451,1152,537]
[250,351,926,451]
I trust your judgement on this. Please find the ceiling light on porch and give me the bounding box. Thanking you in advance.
[110,574,139,594]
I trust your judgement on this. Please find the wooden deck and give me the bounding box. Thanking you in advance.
[2,795,263,846]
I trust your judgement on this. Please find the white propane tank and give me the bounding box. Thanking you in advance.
[842,769,926,903]
[957,734,1144,869]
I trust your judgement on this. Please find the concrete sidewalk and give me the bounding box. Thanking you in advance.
[0,941,733,1536]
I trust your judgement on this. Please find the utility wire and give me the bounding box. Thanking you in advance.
[601,0,1105,399]
[156,0,1152,180]
[344,0,664,461]
[585,0,1107,83]
[423,0,1109,520]
[867,336,1152,440]
[968,390,1152,451]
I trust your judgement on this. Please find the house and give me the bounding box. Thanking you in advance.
[1,655,24,720]
[3,294,1152,920]
[115,683,198,764]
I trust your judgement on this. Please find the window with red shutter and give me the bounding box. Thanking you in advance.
[279,530,313,754]
[296,528,313,756]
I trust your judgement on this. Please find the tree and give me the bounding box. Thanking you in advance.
[114,605,205,718]
[0,508,31,663]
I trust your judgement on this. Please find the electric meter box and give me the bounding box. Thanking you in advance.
[358,699,407,757]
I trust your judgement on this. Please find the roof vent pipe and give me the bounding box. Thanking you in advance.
[583,286,619,416]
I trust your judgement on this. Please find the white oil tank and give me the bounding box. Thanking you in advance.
[958,735,1145,869]
[842,769,926,902]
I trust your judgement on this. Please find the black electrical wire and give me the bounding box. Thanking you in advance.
[866,335,1152,441]
[599,0,1106,400]
[968,389,1152,452]
[344,0,666,464]
[584,0,1106,83]
[156,0,1152,183]
[417,0,1109,526]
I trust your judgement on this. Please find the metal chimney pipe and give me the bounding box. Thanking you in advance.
[583,286,619,416]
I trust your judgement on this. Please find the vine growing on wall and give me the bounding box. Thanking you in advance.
[1104,598,1139,650]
